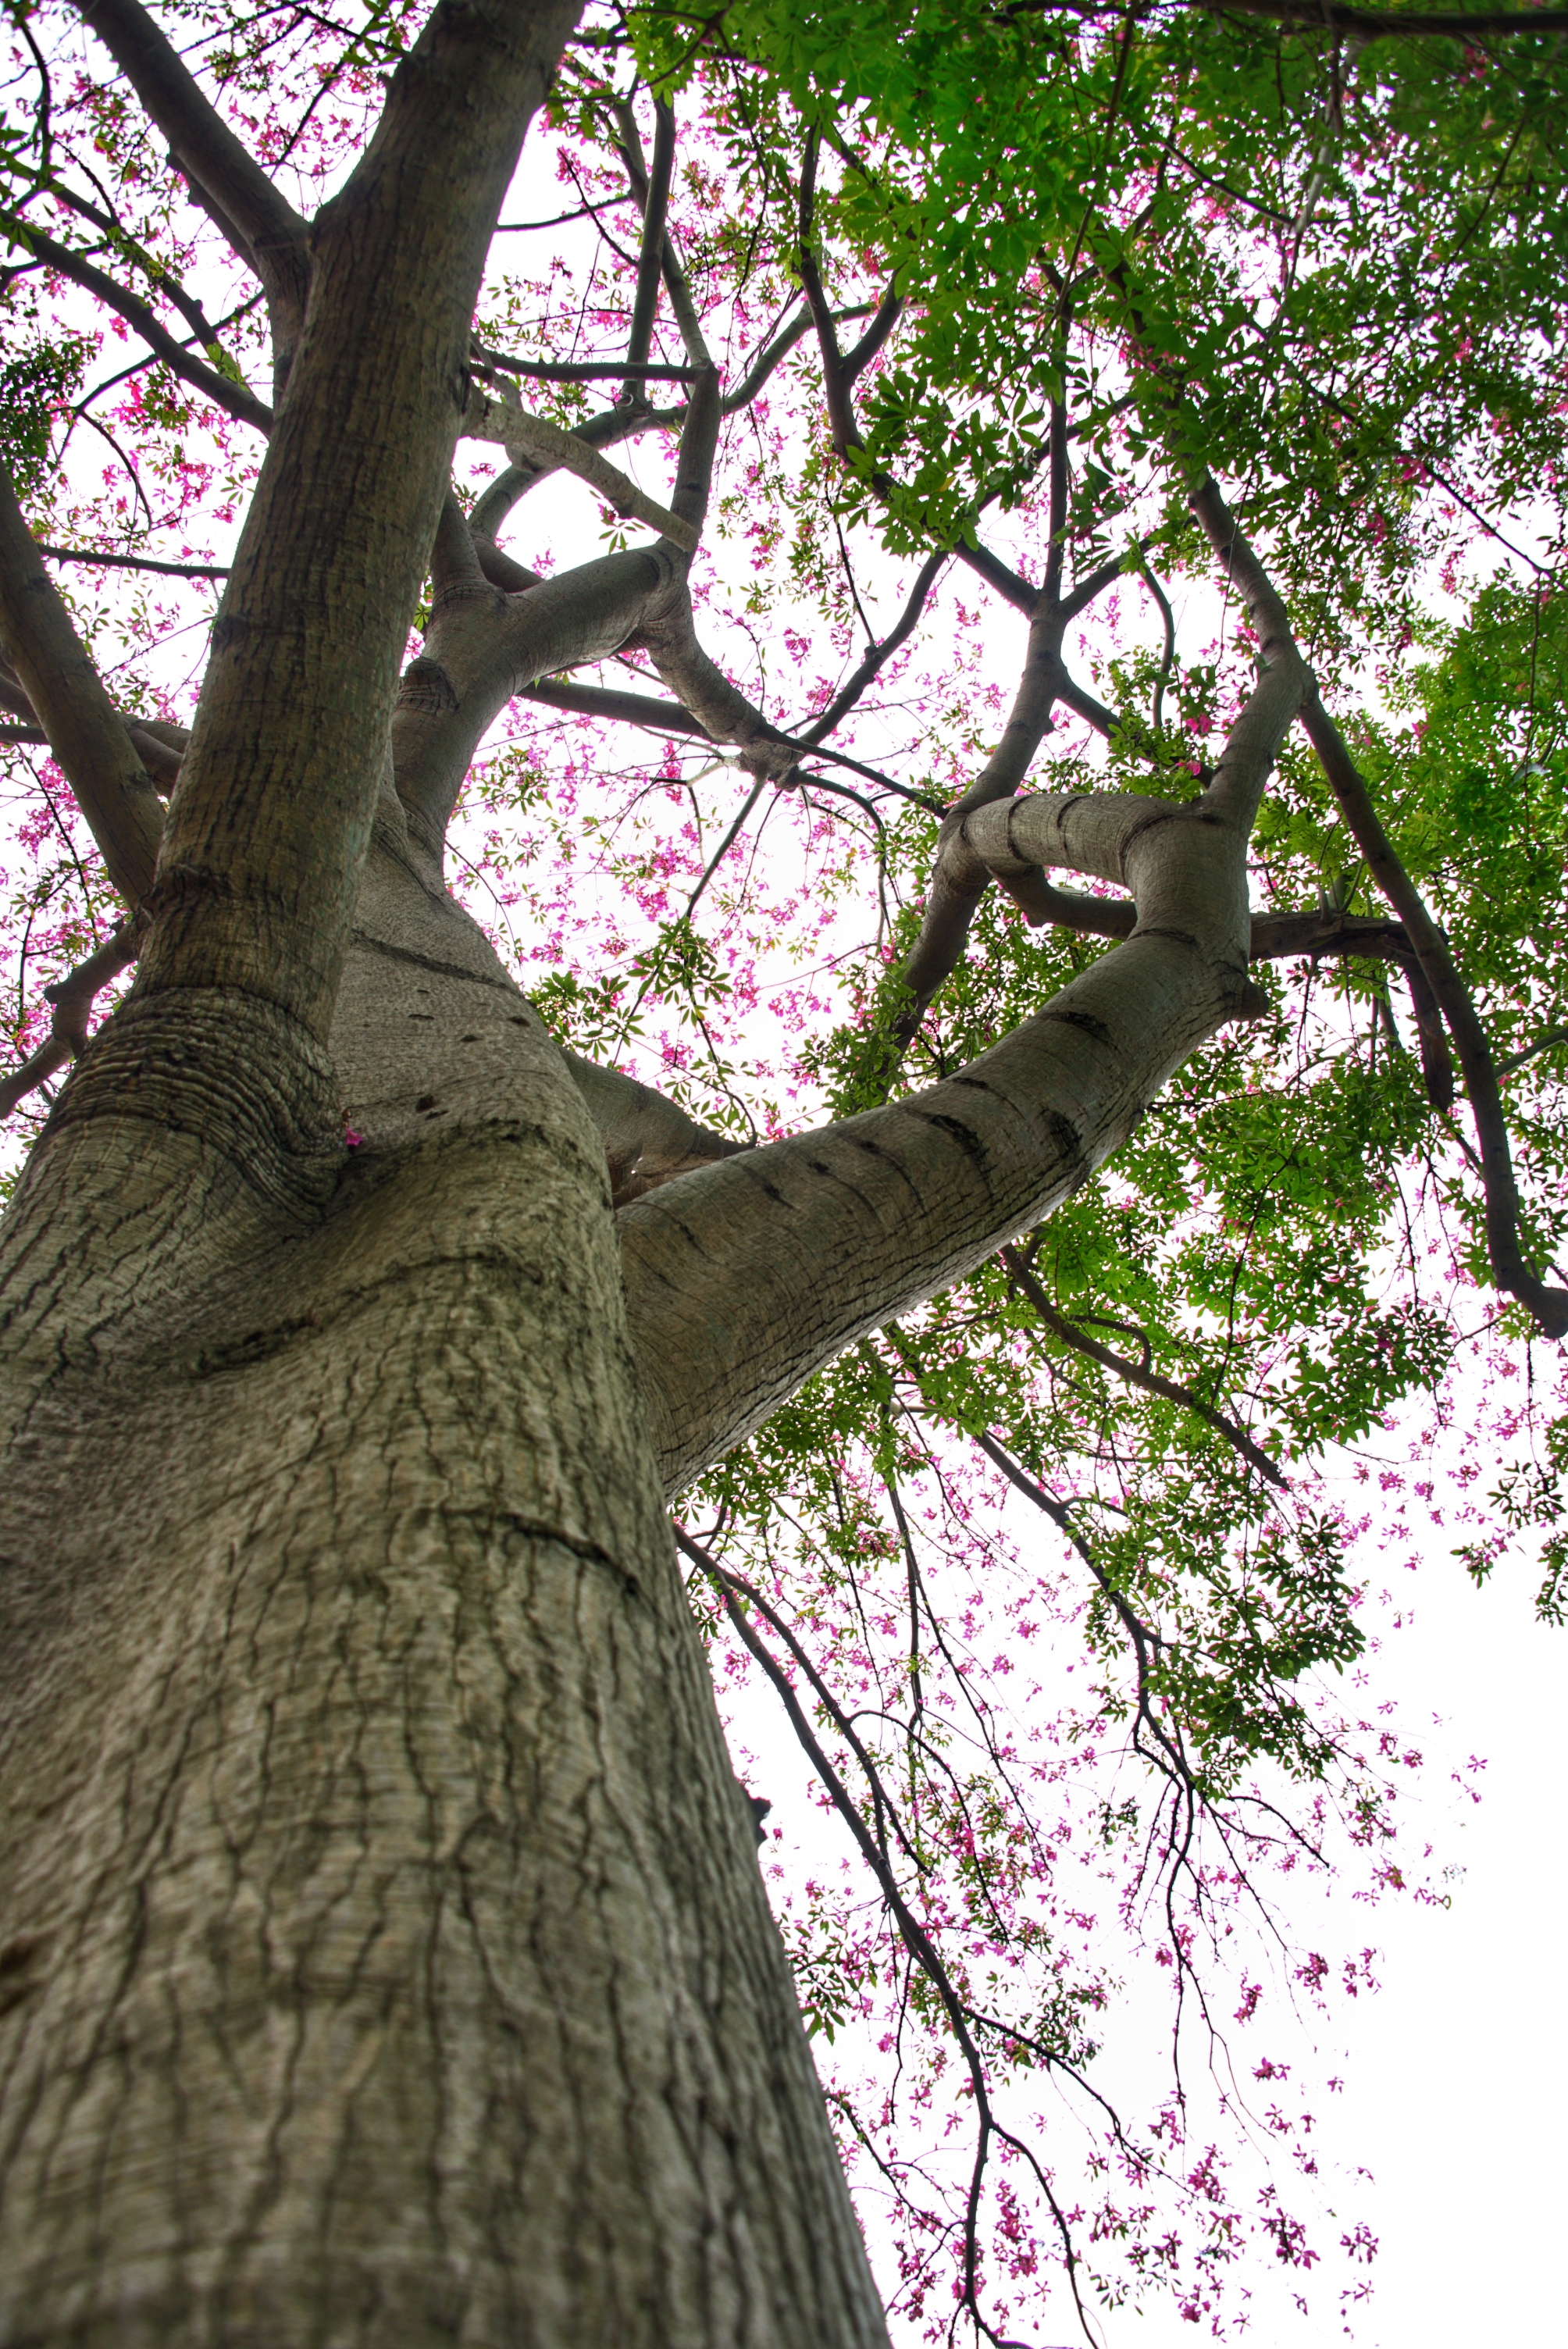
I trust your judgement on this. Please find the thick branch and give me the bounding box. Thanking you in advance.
[69,0,311,363]
[622,786,1267,1493]
[565,1050,744,1207]
[668,364,722,540]
[0,463,164,904]
[1187,478,1302,829]
[1049,662,1123,740]
[635,596,804,786]
[840,281,903,391]
[519,668,932,805]
[390,544,686,852]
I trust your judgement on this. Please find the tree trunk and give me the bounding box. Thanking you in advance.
[0,825,889,2347]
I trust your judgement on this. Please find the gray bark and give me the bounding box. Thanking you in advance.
[0,834,887,2346]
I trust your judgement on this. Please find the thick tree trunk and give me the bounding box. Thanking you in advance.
[0,829,889,2347]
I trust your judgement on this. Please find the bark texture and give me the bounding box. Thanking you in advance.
[0,832,888,2349]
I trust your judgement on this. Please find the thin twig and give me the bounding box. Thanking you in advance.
[1003,1248,1287,1488]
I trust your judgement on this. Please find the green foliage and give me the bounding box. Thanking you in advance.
[0,291,91,494]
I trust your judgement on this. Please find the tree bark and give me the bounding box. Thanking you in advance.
[0,830,889,2348]
[0,5,893,2338]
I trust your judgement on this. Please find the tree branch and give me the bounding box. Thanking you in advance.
[68,0,311,366]
[124,0,583,1042]
[622,95,676,402]
[718,301,870,418]
[1300,690,1567,1335]
[0,214,273,433]
[1002,1246,1285,1485]
[1178,469,1562,1332]
[41,542,230,581]
[519,668,938,806]
[0,917,143,1120]
[799,550,947,745]
[563,1049,745,1207]
[623,779,1270,1492]
[1181,0,1568,37]
[795,139,1036,616]
[35,180,228,348]
[390,543,688,854]
[636,593,806,785]
[463,394,700,550]
[520,676,707,735]
[888,598,1078,1044]
[0,462,164,905]
[473,349,697,383]
[611,95,709,365]
[839,280,903,390]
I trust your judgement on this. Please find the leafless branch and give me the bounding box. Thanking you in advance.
[0,916,142,1120]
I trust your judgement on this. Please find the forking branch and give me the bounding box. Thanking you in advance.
[462,393,701,551]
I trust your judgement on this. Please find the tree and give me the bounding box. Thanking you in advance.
[0,1,1563,2343]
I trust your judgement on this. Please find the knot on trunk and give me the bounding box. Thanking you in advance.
[41,986,344,1218]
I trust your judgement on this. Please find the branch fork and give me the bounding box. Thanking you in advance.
[463,387,700,551]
